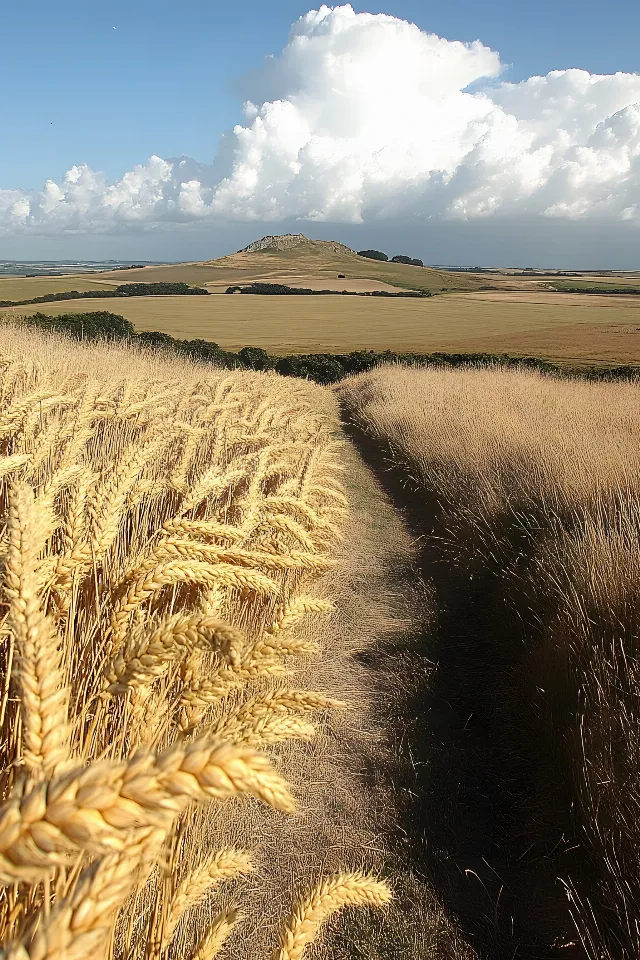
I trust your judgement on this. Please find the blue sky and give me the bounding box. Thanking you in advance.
[3,0,638,190]
[2,2,640,265]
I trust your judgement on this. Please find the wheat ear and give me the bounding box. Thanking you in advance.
[268,598,334,634]
[109,559,278,650]
[272,872,393,960]
[0,454,31,479]
[4,483,71,779]
[18,831,163,960]
[164,849,253,945]
[129,540,337,574]
[214,689,345,747]
[103,615,245,695]
[190,909,240,959]
[0,738,294,882]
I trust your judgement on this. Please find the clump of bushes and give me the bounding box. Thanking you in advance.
[23,311,135,341]
[357,250,388,261]
[391,255,424,267]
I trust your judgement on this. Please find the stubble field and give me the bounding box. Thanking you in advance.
[6,290,640,363]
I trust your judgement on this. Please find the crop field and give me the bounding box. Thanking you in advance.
[0,327,402,960]
[340,365,640,957]
[2,319,640,960]
[551,277,640,292]
[0,275,119,301]
[204,276,403,294]
[6,289,640,363]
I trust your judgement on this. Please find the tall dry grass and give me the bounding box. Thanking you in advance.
[340,364,640,958]
[0,326,391,960]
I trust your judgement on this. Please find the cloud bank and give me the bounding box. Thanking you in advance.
[3,3,640,235]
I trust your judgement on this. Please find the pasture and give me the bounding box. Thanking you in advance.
[7,289,640,363]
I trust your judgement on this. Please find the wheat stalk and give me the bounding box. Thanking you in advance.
[4,483,71,779]
[272,872,393,960]
[163,848,253,946]
[0,737,294,882]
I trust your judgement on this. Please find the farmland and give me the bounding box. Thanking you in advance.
[6,288,640,363]
[0,274,119,301]
[2,297,640,958]
[96,239,486,294]
[0,326,415,960]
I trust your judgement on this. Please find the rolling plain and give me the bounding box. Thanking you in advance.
[3,288,640,363]
[2,235,640,959]
[4,237,640,365]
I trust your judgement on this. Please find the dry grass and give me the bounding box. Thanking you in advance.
[340,364,640,958]
[5,292,640,361]
[0,327,391,959]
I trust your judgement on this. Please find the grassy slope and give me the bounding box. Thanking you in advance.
[7,290,640,362]
[98,240,487,294]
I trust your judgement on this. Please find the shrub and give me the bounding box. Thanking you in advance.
[391,255,424,267]
[357,249,388,261]
[24,310,135,340]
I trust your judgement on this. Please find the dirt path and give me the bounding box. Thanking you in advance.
[223,434,474,959]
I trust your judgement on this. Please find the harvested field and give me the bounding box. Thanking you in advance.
[453,290,640,308]
[204,276,403,294]
[7,290,640,363]
[440,322,640,365]
[0,274,119,301]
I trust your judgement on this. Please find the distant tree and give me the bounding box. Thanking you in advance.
[357,250,388,261]
[391,255,424,267]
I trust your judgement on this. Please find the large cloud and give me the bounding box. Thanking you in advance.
[3,3,640,234]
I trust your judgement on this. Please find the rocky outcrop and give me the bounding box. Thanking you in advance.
[238,234,354,255]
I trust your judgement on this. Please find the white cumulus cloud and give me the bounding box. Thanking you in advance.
[3,3,640,235]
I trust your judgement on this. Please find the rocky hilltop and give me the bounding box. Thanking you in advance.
[238,234,355,255]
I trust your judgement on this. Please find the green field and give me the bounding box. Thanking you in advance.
[551,278,640,293]
[7,290,640,362]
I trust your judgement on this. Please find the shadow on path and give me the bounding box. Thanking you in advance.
[340,404,588,960]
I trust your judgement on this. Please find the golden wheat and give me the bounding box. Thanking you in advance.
[272,872,393,960]
[0,326,388,960]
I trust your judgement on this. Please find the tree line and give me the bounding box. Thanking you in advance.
[225,282,428,297]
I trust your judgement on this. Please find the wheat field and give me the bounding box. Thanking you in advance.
[340,364,640,958]
[0,326,391,960]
